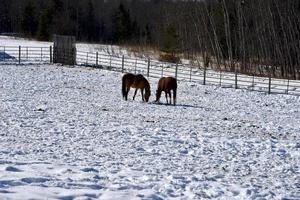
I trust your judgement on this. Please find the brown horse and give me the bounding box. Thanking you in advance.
[122,73,151,102]
[155,77,177,105]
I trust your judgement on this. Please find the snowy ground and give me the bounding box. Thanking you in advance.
[0,64,299,200]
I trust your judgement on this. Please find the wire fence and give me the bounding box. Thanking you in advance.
[0,46,51,64]
[1,45,300,96]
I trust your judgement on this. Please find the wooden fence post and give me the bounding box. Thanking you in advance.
[41,47,43,61]
[268,68,272,94]
[122,55,124,73]
[203,64,206,85]
[219,71,222,86]
[175,63,178,79]
[134,58,137,74]
[109,55,112,68]
[161,65,164,76]
[189,65,192,81]
[3,47,5,61]
[203,55,210,85]
[235,70,238,89]
[50,46,52,63]
[96,52,98,67]
[86,52,88,66]
[286,79,289,94]
[252,74,255,91]
[147,58,150,77]
[18,46,21,64]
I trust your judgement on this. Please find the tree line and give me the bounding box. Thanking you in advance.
[0,0,299,79]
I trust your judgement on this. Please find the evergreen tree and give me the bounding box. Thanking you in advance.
[0,0,12,33]
[37,9,52,41]
[159,22,181,63]
[131,20,140,43]
[161,22,180,55]
[87,0,96,41]
[21,0,37,37]
[52,0,63,11]
[141,23,152,46]
[112,3,132,43]
[49,0,64,35]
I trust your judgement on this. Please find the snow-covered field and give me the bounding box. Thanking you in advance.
[0,36,51,47]
[0,63,299,200]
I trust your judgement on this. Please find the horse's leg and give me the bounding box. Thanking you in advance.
[169,91,172,105]
[125,87,130,101]
[124,86,127,100]
[133,88,138,100]
[165,91,168,104]
[141,89,144,101]
[127,87,131,101]
[173,89,176,106]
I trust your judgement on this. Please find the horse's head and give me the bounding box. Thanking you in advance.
[144,88,151,102]
[156,88,164,102]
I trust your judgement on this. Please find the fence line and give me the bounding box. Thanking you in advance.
[1,45,300,96]
[0,46,51,64]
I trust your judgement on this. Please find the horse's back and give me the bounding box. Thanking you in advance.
[133,74,149,88]
[159,77,177,90]
[135,74,145,82]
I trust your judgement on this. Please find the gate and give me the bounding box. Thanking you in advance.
[53,35,76,65]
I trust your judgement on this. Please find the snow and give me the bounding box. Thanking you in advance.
[0,63,299,199]
[0,36,51,47]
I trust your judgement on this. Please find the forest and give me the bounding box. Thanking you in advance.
[0,0,300,79]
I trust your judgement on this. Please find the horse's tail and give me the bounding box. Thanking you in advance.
[173,79,177,105]
[122,76,127,100]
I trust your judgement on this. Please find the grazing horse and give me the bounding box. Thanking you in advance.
[155,77,177,105]
[122,73,151,102]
